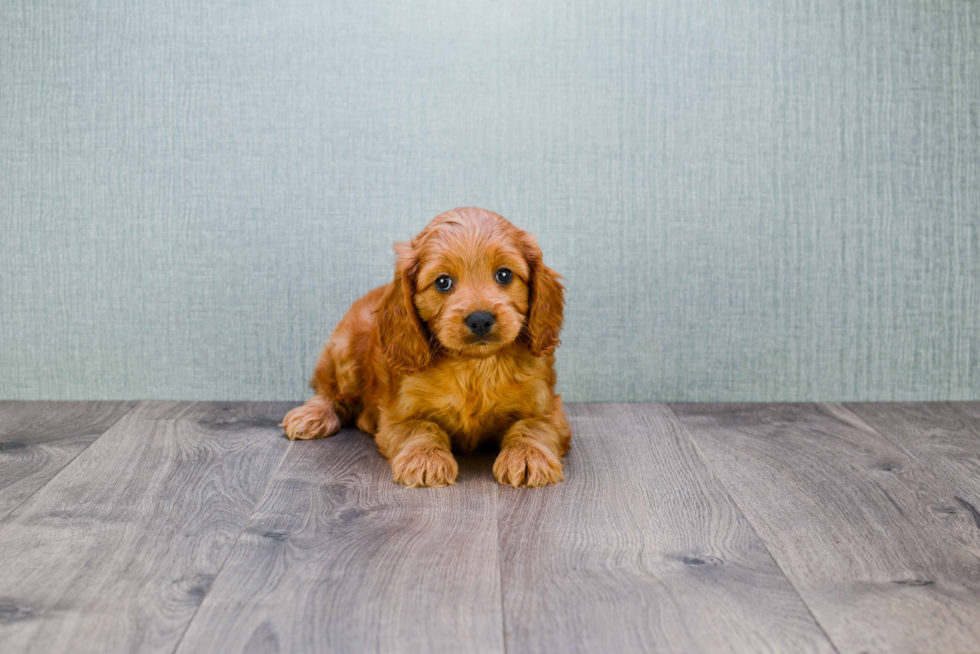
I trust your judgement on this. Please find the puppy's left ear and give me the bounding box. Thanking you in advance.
[520,232,565,357]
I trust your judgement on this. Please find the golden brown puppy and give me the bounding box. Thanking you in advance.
[281,207,571,487]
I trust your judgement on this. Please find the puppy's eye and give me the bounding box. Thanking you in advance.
[494,268,513,285]
[434,276,454,292]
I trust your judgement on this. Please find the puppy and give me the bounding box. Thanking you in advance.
[281,207,571,487]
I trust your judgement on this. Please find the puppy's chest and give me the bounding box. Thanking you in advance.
[402,357,544,446]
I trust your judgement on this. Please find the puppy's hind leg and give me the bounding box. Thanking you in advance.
[285,288,374,441]
[281,394,342,440]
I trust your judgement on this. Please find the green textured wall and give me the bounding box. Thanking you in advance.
[1,0,978,401]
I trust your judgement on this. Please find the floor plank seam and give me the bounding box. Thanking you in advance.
[834,402,938,472]
[836,402,980,526]
[664,403,843,654]
[494,485,509,654]
[168,436,295,654]
[842,402,980,463]
[0,400,141,526]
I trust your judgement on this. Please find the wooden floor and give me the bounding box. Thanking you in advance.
[0,403,979,653]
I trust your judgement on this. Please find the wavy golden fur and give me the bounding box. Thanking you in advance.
[281,208,571,487]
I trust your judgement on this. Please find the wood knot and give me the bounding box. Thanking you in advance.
[0,603,34,623]
[677,555,723,567]
[260,531,288,541]
[337,508,367,522]
[197,417,281,431]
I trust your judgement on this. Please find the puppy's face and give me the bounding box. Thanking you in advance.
[378,208,564,372]
[413,224,530,357]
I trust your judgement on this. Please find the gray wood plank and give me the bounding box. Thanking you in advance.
[497,403,836,654]
[0,401,136,520]
[950,401,980,421]
[669,402,980,654]
[0,401,292,654]
[843,403,980,513]
[175,429,504,654]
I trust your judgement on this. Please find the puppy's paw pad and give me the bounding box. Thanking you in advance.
[280,402,341,441]
[494,443,564,488]
[391,448,458,488]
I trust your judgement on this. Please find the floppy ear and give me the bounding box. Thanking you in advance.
[520,232,565,357]
[377,241,431,372]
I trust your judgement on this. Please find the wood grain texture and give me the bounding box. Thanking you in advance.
[0,402,292,654]
[950,402,980,421]
[175,429,504,654]
[0,401,136,520]
[844,403,980,511]
[496,403,836,654]
[669,402,980,654]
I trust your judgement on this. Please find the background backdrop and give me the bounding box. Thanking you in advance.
[2,0,978,402]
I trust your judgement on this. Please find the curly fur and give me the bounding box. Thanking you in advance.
[281,208,571,487]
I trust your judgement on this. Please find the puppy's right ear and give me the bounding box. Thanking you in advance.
[377,241,431,373]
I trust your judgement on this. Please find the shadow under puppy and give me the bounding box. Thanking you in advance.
[281,207,571,488]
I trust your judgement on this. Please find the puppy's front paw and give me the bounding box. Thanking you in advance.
[391,446,458,488]
[494,442,564,488]
[281,398,341,441]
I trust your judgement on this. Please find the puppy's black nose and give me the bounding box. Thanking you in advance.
[465,311,495,336]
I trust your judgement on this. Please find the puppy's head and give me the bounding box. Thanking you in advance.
[378,208,564,372]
